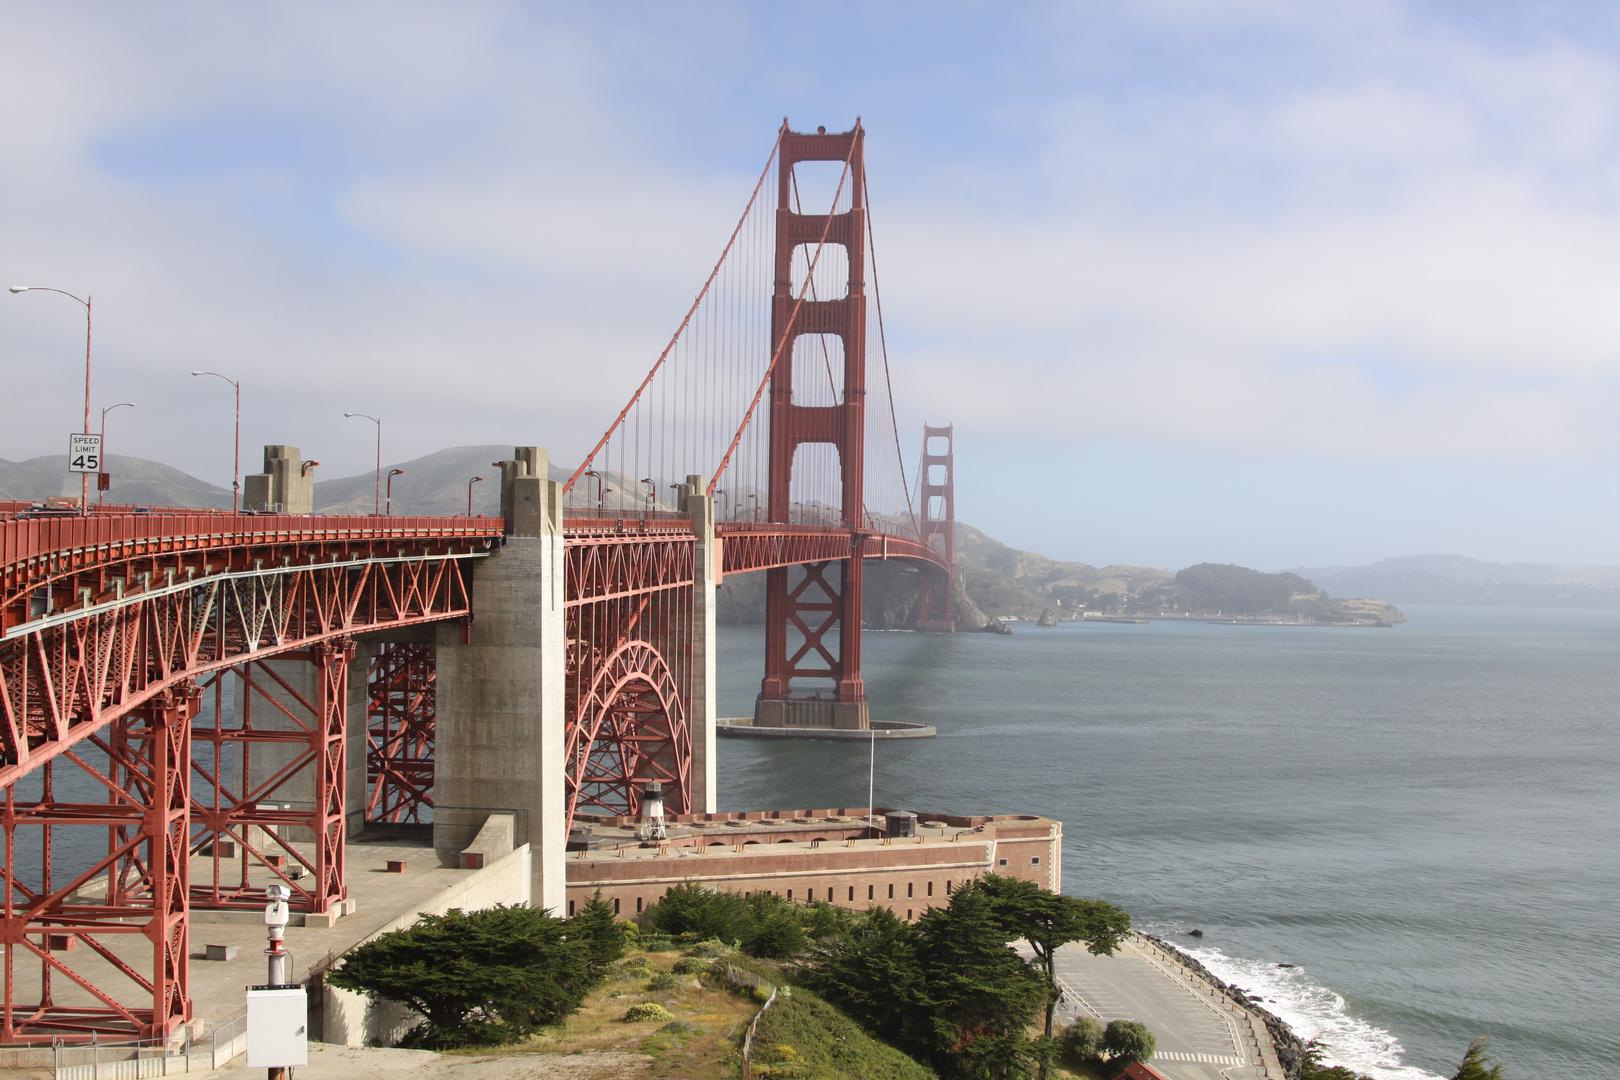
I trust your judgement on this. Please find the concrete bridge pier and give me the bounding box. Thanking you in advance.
[681,475,719,814]
[432,446,567,915]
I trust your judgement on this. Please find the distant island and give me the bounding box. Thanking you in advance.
[1291,553,1620,609]
[719,521,1405,629]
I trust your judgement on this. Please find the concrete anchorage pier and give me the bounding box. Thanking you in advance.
[431,446,567,914]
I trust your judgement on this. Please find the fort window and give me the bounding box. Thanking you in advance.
[1031,856,1041,865]
[927,881,934,897]
[997,858,1008,867]
[827,887,834,902]
[946,880,952,893]
[907,910,913,920]
[848,886,855,902]
[568,900,575,916]
[614,898,621,914]
[888,884,894,899]
[636,897,643,913]
[777,838,793,843]
[868,885,874,900]
[787,889,793,900]
[907,882,914,898]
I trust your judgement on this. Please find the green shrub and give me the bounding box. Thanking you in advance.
[623,1002,674,1023]
[685,938,732,958]
[646,972,680,992]
[1102,1020,1155,1066]
[326,904,589,1049]
[1060,1015,1104,1061]
[569,890,628,977]
[672,956,711,975]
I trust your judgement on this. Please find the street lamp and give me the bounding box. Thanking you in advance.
[585,470,607,514]
[386,469,405,516]
[640,478,656,514]
[191,371,241,511]
[97,402,134,507]
[11,285,92,515]
[715,489,728,521]
[343,412,382,515]
[747,494,759,523]
[467,476,484,517]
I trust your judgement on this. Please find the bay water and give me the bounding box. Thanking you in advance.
[714,606,1620,1079]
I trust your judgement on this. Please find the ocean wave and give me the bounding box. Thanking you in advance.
[1177,943,1444,1080]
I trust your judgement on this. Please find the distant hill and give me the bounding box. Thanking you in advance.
[1291,554,1620,609]
[0,454,232,509]
[313,446,677,516]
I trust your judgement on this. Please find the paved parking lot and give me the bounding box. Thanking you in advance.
[1048,938,1261,1080]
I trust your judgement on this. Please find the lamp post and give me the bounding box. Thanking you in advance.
[747,494,759,523]
[382,469,401,514]
[585,470,605,513]
[97,402,134,507]
[467,476,484,517]
[11,286,92,515]
[715,489,728,521]
[640,477,656,514]
[190,371,241,511]
[343,412,381,515]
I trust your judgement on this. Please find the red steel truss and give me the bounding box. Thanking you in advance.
[917,425,957,632]
[190,643,352,915]
[0,513,494,1041]
[365,643,435,825]
[0,687,195,1042]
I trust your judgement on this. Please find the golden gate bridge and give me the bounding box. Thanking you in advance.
[0,120,956,1040]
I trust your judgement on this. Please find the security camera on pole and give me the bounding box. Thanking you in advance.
[247,885,306,1079]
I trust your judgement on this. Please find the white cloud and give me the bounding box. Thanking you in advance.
[5,0,1620,496]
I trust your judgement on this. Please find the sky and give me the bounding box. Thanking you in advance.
[7,1,1620,570]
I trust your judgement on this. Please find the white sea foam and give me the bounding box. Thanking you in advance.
[1178,944,1445,1080]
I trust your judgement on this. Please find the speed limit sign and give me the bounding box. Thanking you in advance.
[68,433,102,474]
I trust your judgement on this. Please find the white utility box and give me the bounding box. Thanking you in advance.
[246,987,308,1068]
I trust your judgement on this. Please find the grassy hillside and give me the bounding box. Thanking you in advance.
[751,987,939,1080]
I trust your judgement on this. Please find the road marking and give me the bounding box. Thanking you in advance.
[1154,1051,1247,1066]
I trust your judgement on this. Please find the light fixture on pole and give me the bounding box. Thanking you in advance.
[12,285,93,515]
[640,477,656,514]
[386,469,405,516]
[467,476,484,517]
[191,371,241,511]
[97,402,135,507]
[343,412,382,515]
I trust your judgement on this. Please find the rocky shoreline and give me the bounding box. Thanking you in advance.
[1140,934,1309,1080]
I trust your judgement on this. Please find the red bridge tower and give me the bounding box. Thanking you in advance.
[757,122,870,730]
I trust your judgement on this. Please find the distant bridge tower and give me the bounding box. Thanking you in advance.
[917,424,956,632]
[757,121,871,730]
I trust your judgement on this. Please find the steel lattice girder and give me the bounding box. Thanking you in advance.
[189,646,352,915]
[0,552,482,792]
[0,688,195,1043]
[365,643,435,825]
